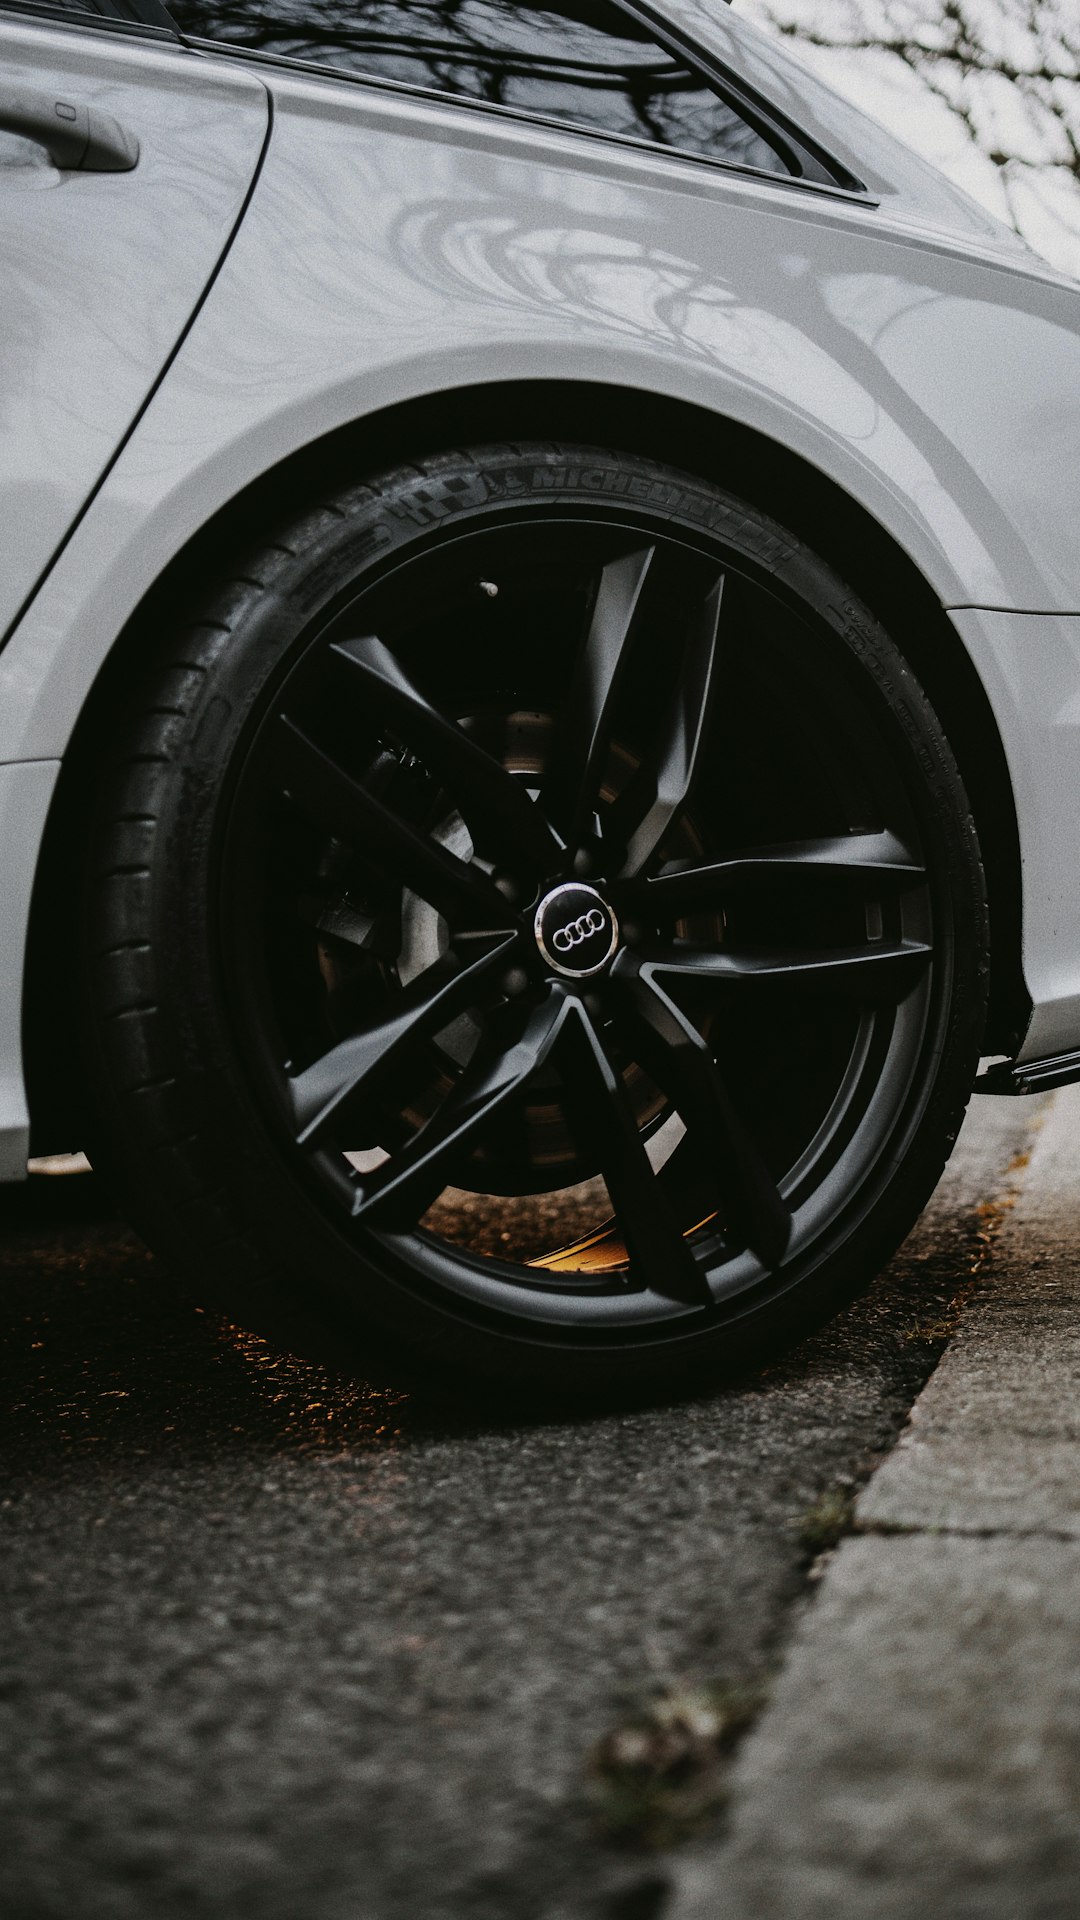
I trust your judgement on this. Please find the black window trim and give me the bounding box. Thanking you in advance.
[183,24,874,203]
[0,0,178,38]
[617,0,864,192]
[0,0,871,201]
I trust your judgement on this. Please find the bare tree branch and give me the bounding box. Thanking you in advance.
[743,0,1080,271]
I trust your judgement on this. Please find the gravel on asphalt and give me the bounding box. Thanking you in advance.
[0,1096,1043,1920]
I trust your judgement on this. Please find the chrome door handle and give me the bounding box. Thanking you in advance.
[0,86,139,171]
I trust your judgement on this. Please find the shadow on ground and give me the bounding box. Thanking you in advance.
[0,1149,1022,1920]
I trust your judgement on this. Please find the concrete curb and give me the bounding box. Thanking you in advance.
[670,1086,1080,1919]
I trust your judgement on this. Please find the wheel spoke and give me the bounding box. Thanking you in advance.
[545,545,655,844]
[288,933,517,1148]
[617,572,725,877]
[642,936,931,1001]
[611,954,791,1267]
[642,830,925,914]
[327,636,562,874]
[268,715,511,926]
[553,998,710,1304]
[354,994,570,1228]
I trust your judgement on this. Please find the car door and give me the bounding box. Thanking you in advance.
[0,3,268,642]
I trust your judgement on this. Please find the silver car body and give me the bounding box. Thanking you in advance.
[3,0,1080,1177]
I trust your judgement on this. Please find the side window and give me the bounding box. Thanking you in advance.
[167,0,791,175]
[0,0,178,26]
[0,0,99,13]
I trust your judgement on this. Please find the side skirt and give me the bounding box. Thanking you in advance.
[976,1050,1080,1096]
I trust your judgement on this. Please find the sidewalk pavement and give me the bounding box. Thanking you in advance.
[671,1083,1080,1920]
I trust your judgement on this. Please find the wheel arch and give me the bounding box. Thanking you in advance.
[23,379,1027,1150]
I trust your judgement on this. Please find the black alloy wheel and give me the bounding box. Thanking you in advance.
[82,445,988,1395]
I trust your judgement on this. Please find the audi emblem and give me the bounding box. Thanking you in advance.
[552,907,606,952]
[534,883,619,977]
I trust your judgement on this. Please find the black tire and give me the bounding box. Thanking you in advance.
[80,444,988,1399]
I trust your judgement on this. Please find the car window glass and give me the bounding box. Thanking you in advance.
[3,0,99,14]
[0,0,177,25]
[167,0,789,174]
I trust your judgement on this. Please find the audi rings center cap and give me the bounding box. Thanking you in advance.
[534,882,619,979]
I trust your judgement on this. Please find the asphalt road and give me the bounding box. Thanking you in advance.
[0,1098,1041,1920]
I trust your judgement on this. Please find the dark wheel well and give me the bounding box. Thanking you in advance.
[23,383,1027,1153]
